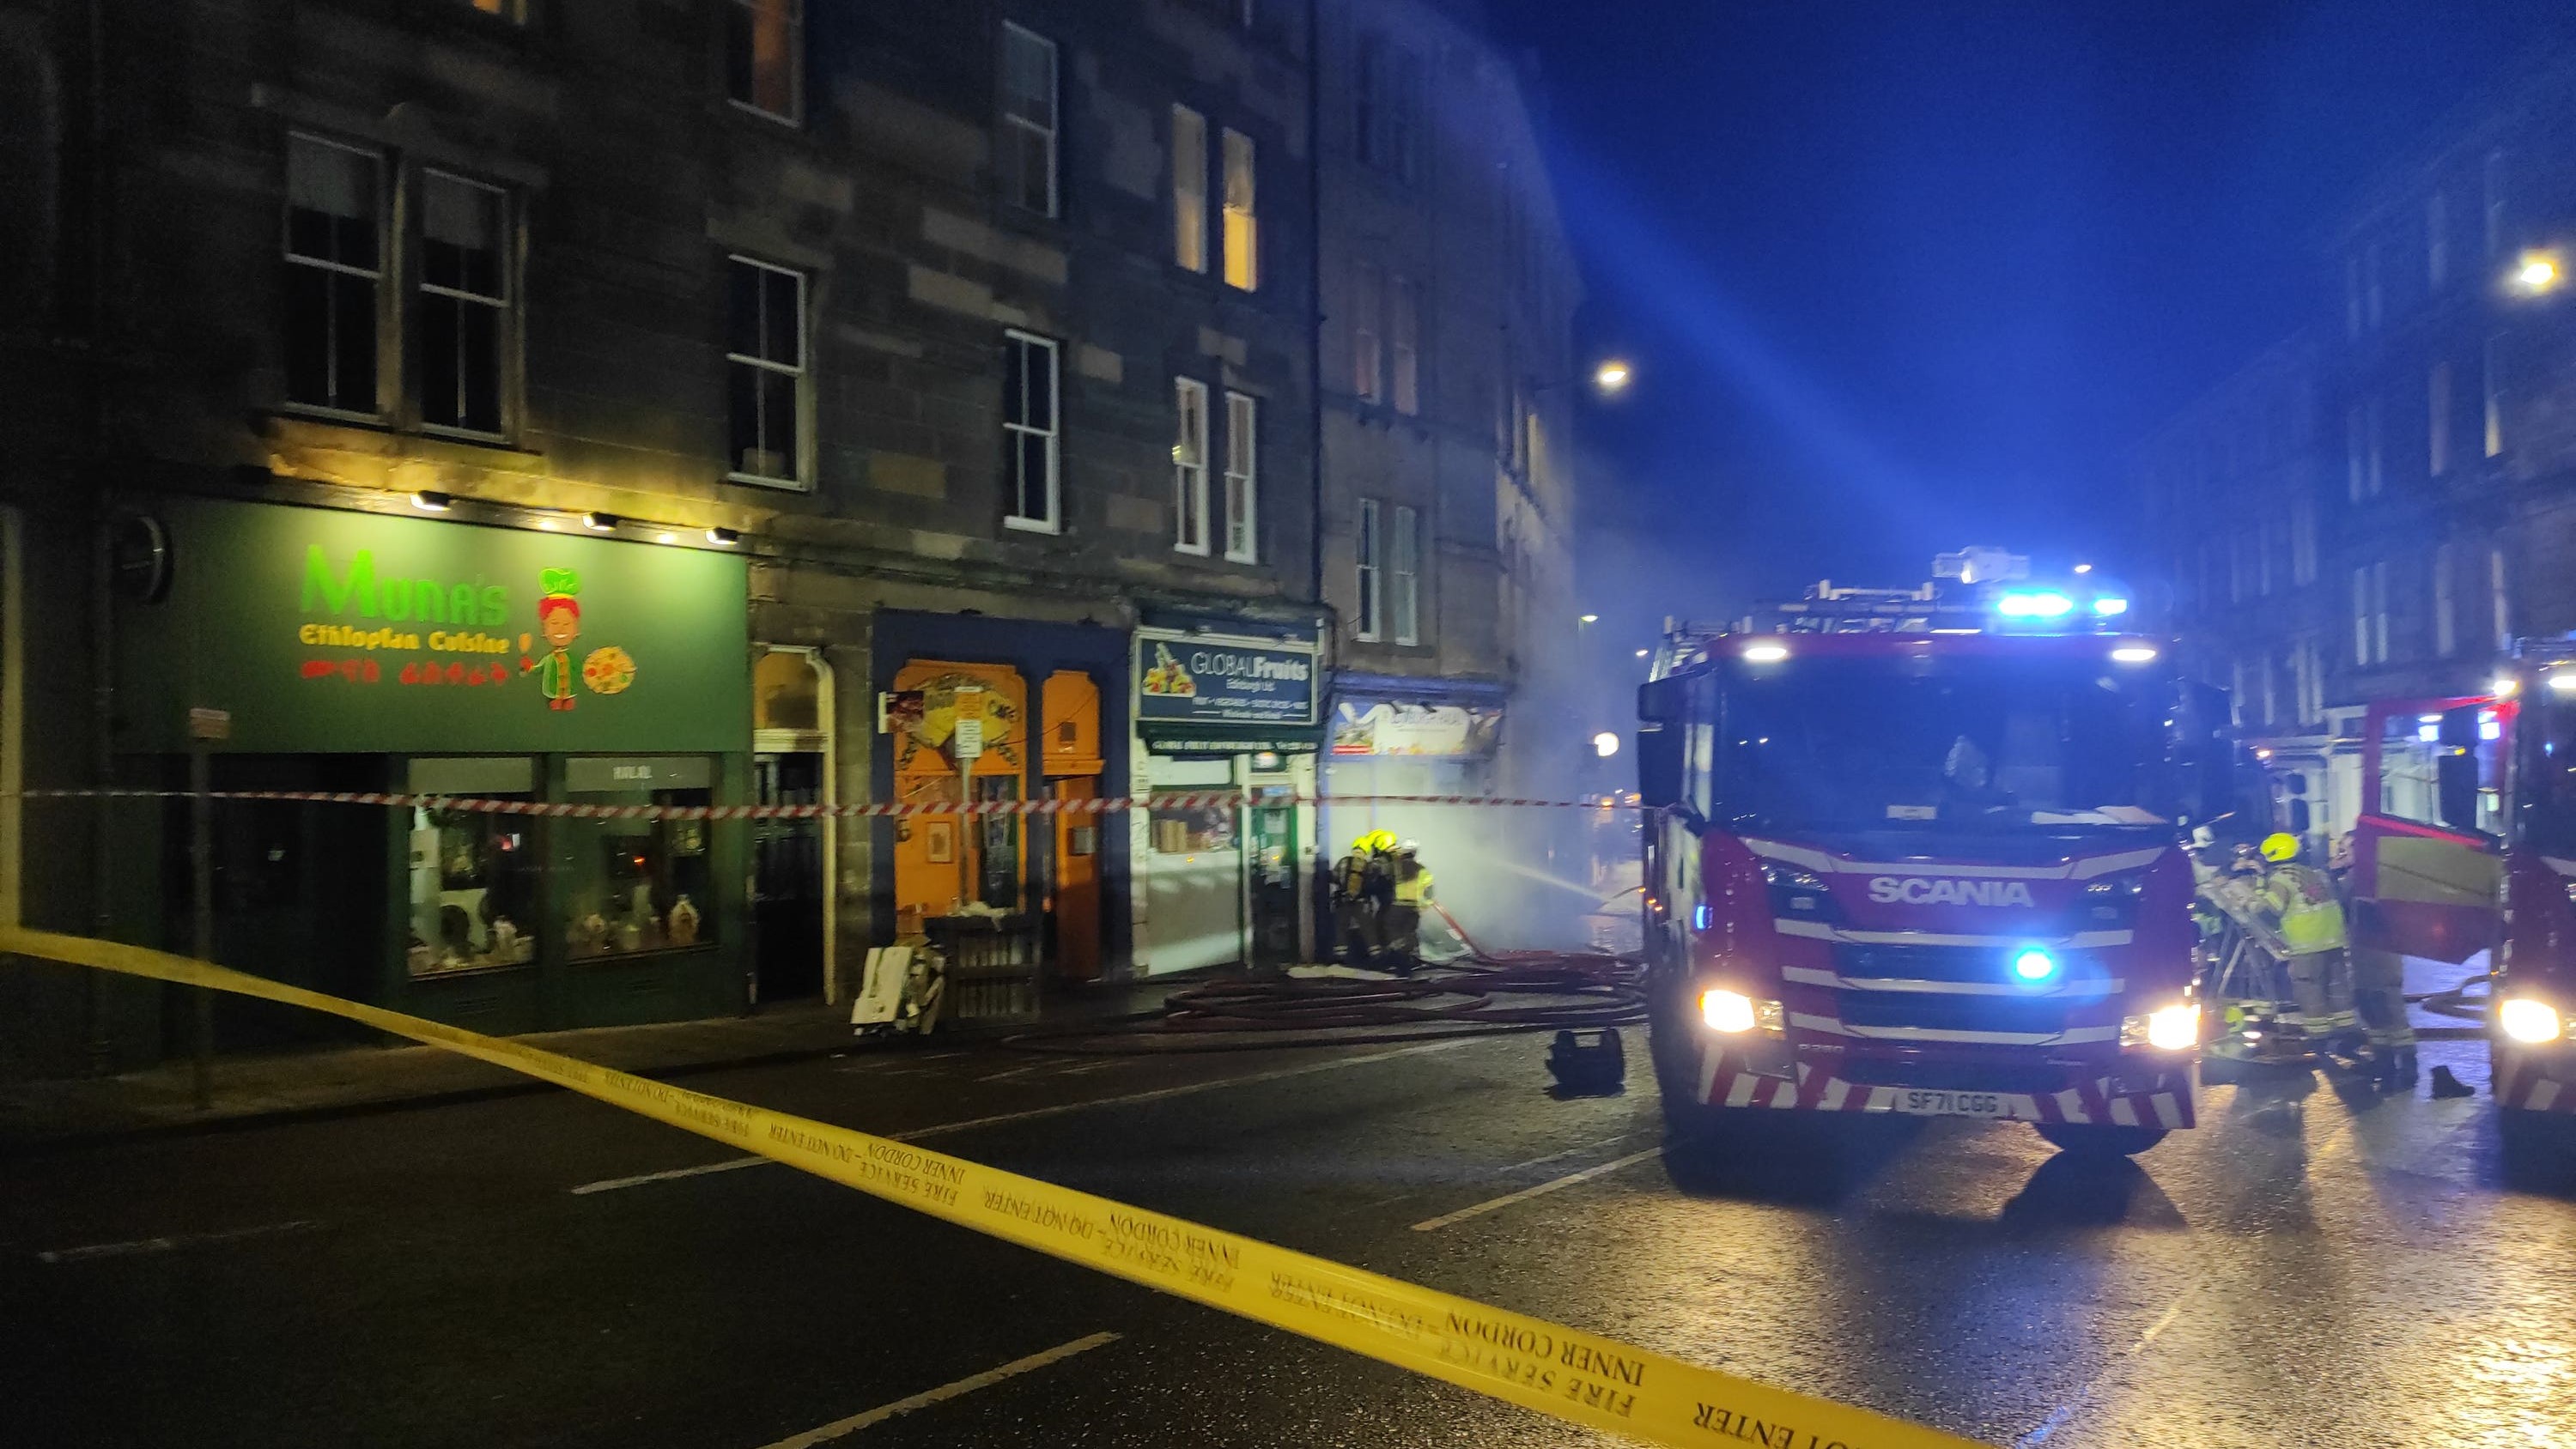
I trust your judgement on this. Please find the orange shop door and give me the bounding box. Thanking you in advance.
[890,662,1028,931]
[1042,670,1105,980]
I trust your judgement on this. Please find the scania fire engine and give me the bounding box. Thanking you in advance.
[2343,643,2576,1157]
[1635,556,2229,1157]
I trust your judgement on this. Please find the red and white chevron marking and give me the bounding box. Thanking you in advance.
[9,787,1643,822]
[2495,1049,2576,1114]
[1692,1045,2198,1130]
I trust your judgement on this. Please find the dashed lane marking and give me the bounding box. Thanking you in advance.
[749,1332,1121,1448]
[1408,1147,1666,1232]
[36,1220,321,1264]
[569,1038,1479,1195]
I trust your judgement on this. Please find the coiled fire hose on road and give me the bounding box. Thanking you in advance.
[1005,902,1647,1054]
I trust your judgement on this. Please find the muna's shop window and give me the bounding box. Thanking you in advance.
[558,756,715,960]
[407,757,538,978]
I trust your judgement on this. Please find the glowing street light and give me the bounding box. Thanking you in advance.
[1579,613,1599,624]
[2512,252,2564,295]
[1634,648,1649,658]
[1593,731,1621,759]
[1593,359,1633,396]
[2072,562,2093,574]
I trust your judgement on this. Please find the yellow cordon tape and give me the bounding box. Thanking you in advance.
[0,926,1985,1449]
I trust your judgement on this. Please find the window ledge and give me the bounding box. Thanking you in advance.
[1004,516,1062,537]
[726,471,812,494]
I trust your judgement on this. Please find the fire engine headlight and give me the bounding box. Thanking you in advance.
[2123,1003,2202,1052]
[2499,998,2565,1046]
[1699,990,1783,1035]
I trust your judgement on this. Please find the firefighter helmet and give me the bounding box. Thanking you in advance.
[2260,832,2300,864]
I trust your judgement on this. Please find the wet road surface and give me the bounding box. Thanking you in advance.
[3,1012,2572,1449]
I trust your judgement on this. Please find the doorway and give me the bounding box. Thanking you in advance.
[752,646,834,1003]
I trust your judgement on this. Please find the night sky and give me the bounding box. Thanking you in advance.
[1485,0,2576,638]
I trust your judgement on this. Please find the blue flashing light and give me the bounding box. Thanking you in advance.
[1694,904,1712,931]
[2091,597,2129,616]
[2010,947,2059,984]
[1996,591,2075,620]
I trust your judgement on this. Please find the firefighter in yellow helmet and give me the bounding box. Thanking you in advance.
[1330,830,1396,966]
[1382,839,1436,975]
[2254,832,2361,1054]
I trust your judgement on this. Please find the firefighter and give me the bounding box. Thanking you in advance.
[2254,832,2358,1051]
[1382,840,1435,975]
[1331,830,1395,967]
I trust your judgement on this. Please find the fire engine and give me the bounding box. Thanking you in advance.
[1634,553,2232,1157]
[2349,644,2576,1156]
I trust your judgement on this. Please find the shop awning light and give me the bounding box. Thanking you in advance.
[654,531,677,544]
[410,490,453,513]
[2091,597,2129,616]
[1996,590,2075,619]
[2111,646,2159,664]
[1741,641,1791,664]
[582,512,620,533]
[706,526,741,547]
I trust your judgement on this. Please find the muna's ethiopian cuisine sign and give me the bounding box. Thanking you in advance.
[115,496,749,754]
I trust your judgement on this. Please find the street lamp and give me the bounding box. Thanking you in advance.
[2512,251,2564,296]
[1593,731,1620,758]
[1579,613,1599,624]
[1592,359,1633,396]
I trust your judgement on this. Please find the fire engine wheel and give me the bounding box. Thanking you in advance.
[2032,1122,2169,1158]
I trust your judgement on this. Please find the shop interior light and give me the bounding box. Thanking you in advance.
[582,512,619,533]
[1742,641,1791,664]
[2091,596,2129,616]
[2111,646,2160,664]
[1996,591,2075,619]
[706,526,741,547]
[410,490,453,512]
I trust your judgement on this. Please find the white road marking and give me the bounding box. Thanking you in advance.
[751,1331,1121,1448]
[37,1219,320,1264]
[570,1155,772,1195]
[1409,1148,1664,1232]
[972,1063,1053,1083]
[2014,1284,2196,1446]
[571,1039,1478,1195]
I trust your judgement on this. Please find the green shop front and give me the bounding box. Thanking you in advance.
[111,494,752,1047]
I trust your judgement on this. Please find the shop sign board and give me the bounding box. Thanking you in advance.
[1329,698,1504,757]
[1135,629,1317,728]
[114,495,751,755]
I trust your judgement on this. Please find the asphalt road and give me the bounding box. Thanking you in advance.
[4,1015,2573,1449]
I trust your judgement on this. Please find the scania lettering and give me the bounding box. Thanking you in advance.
[1634,558,2223,1159]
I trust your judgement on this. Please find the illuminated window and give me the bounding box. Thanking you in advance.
[2427,190,2448,289]
[2428,360,2452,476]
[1172,106,1207,272]
[1390,274,1419,415]
[283,134,381,415]
[2484,334,2505,457]
[1003,330,1059,532]
[1174,378,1210,555]
[465,0,526,17]
[1000,25,1059,216]
[418,171,507,436]
[1224,391,1258,562]
[2485,149,2507,259]
[2434,543,2458,657]
[1351,260,1382,400]
[726,256,806,488]
[2290,493,2318,585]
[2352,561,2389,666]
[1393,504,1421,646]
[1222,128,1257,289]
[1355,499,1382,641]
[726,0,802,124]
[2490,546,2511,652]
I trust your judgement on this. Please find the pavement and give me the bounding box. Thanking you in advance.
[3,955,2573,1449]
[0,973,1194,1152]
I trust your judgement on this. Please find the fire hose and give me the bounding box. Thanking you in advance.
[1004,902,1647,1054]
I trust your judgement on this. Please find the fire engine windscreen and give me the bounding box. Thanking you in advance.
[1703,656,2177,831]
[2517,697,2576,855]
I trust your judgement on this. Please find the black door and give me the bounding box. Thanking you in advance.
[751,753,826,1002]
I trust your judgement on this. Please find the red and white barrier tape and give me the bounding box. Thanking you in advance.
[6,787,1649,821]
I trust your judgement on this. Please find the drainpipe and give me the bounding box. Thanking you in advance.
[82,0,115,1076]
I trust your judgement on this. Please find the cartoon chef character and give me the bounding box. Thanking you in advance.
[524,567,580,712]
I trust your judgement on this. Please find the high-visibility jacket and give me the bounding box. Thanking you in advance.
[2262,864,2347,955]
[1334,853,1391,906]
[1391,858,1432,907]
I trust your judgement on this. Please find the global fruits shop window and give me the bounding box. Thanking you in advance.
[558,757,716,960]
